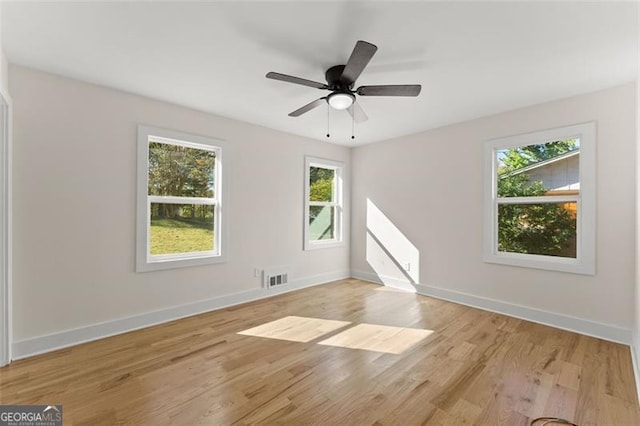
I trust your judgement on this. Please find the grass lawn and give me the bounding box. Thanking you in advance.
[150,218,214,255]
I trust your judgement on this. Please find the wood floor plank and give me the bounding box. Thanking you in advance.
[1,279,638,425]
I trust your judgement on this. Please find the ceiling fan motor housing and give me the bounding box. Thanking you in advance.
[325,65,351,90]
[325,65,355,109]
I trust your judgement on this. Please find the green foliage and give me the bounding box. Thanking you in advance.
[498,174,546,198]
[498,205,575,257]
[499,139,577,174]
[148,142,215,219]
[308,167,337,240]
[310,179,333,202]
[497,140,577,257]
[498,201,575,257]
[309,166,334,202]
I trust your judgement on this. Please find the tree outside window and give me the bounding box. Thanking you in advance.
[497,140,579,258]
[136,125,226,272]
[484,122,595,275]
[304,157,343,250]
[148,142,217,255]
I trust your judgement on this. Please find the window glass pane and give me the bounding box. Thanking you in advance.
[309,205,335,240]
[309,166,335,202]
[148,142,216,198]
[150,203,215,255]
[498,202,577,258]
[496,139,579,198]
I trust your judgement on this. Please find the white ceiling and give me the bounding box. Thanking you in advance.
[3,1,638,146]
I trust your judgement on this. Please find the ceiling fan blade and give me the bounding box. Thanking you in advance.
[340,41,378,86]
[347,102,368,123]
[357,85,422,96]
[266,72,328,90]
[288,97,327,117]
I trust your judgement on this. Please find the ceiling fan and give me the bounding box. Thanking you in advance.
[266,40,421,123]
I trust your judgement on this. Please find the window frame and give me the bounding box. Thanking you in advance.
[304,156,344,251]
[483,122,596,275]
[136,125,228,272]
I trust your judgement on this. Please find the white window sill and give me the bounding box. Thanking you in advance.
[304,240,345,251]
[484,251,595,275]
[137,253,227,272]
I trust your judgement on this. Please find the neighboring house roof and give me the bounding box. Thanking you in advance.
[502,149,579,178]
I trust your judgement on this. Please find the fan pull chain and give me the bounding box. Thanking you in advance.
[326,106,330,138]
[351,111,355,140]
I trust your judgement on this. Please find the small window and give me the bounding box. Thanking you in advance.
[304,157,344,250]
[136,126,227,272]
[483,122,596,275]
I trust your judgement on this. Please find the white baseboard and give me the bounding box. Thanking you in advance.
[12,270,350,360]
[631,331,640,405]
[351,269,633,345]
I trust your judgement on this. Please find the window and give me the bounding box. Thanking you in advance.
[136,126,227,272]
[483,122,595,275]
[304,157,344,250]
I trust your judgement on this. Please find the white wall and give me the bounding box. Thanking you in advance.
[8,63,638,359]
[351,83,636,340]
[634,27,640,400]
[0,1,9,366]
[10,65,350,348]
[0,3,8,95]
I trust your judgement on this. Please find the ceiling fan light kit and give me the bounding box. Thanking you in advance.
[327,92,355,110]
[266,40,422,131]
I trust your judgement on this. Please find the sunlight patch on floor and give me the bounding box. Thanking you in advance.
[318,323,433,354]
[374,285,414,293]
[237,316,351,343]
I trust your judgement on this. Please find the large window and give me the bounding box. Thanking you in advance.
[136,126,227,272]
[483,122,595,275]
[304,157,344,250]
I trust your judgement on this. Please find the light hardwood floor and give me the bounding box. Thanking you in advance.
[1,279,639,425]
